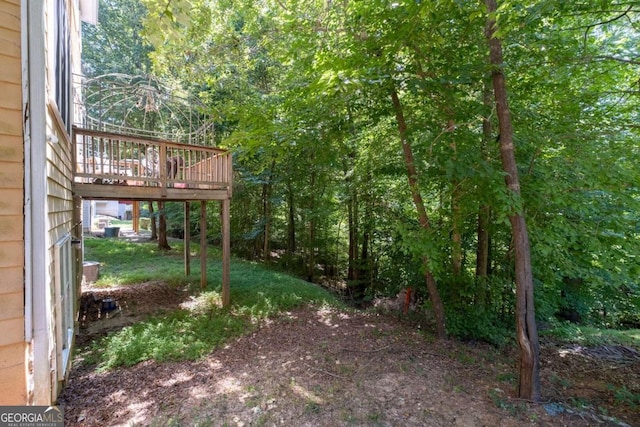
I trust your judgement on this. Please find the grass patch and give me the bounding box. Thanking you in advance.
[88,309,246,370]
[542,323,640,348]
[84,237,198,287]
[82,238,341,369]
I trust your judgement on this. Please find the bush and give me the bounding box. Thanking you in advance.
[139,217,151,230]
[445,306,512,347]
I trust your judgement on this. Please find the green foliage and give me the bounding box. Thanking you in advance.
[84,0,640,344]
[139,217,151,230]
[445,306,512,347]
[541,324,640,348]
[82,0,153,76]
[88,309,246,370]
[608,384,640,408]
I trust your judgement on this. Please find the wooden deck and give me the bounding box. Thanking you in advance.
[72,127,232,201]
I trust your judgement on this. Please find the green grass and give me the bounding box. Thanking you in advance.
[82,238,341,370]
[542,323,640,348]
[85,237,199,287]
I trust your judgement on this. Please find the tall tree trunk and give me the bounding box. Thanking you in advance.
[149,201,157,240]
[307,168,317,282]
[485,0,540,401]
[476,82,493,280]
[287,180,296,255]
[158,201,171,250]
[262,184,271,262]
[391,86,447,340]
[476,206,491,277]
[360,180,372,283]
[262,159,277,262]
[449,124,463,284]
[347,182,358,281]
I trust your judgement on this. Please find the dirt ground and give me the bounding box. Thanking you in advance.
[59,282,640,427]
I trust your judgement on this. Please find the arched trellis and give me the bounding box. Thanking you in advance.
[73,73,215,146]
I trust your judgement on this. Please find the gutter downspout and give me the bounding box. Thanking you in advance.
[24,0,52,405]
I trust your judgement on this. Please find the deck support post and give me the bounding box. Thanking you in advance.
[184,201,190,276]
[132,201,140,233]
[221,198,230,308]
[200,201,207,290]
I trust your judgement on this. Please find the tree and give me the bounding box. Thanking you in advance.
[485,0,540,401]
[135,0,640,345]
[391,85,447,339]
[82,0,153,76]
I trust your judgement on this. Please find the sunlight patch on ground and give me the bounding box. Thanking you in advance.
[558,346,585,358]
[107,389,126,403]
[315,306,345,328]
[114,400,152,427]
[206,358,223,370]
[215,375,243,395]
[160,370,194,387]
[290,380,325,405]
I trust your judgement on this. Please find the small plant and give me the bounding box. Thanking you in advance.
[550,373,571,389]
[367,411,383,423]
[488,388,526,416]
[496,372,516,384]
[304,401,321,414]
[608,384,640,408]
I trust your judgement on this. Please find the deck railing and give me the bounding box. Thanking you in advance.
[73,127,232,196]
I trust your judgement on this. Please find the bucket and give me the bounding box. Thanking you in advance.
[102,298,117,312]
[83,261,100,283]
[104,226,120,237]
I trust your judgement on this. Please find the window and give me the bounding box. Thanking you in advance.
[54,233,75,380]
[55,0,72,134]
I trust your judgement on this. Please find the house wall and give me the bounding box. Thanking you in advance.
[0,0,27,405]
[0,0,86,405]
[95,200,120,218]
[42,0,83,401]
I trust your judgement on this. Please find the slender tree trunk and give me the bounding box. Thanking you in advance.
[262,159,277,262]
[158,201,171,250]
[360,181,372,283]
[476,82,493,280]
[307,168,317,282]
[485,0,540,401]
[287,181,296,255]
[149,201,157,240]
[262,182,271,261]
[476,81,493,307]
[451,188,462,278]
[476,205,491,277]
[391,86,447,340]
[449,126,462,283]
[347,185,358,281]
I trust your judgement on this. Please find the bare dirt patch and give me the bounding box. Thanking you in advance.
[77,281,191,346]
[61,283,639,427]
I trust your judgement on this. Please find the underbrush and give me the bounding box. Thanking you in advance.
[541,322,640,348]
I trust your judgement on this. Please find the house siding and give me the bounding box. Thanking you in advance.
[47,105,75,400]
[0,0,26,405]
[43,0,83,401]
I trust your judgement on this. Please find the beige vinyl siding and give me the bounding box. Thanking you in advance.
[0,341,25,405]
[0,0,26,405]
[46,105,74,401]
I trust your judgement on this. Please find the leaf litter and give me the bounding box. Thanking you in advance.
[60,283,639,427]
